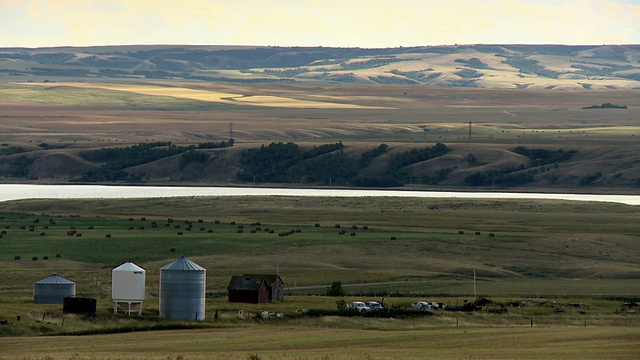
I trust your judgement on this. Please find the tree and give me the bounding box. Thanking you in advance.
[326,281,346,296]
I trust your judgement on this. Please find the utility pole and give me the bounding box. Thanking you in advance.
[473,269,477,299]
[469,121,472,139]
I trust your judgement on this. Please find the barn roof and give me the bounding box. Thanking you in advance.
[227,276,267,291]
[242,274,284,285]
[35,273,75,285]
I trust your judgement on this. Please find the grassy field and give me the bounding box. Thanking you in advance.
[1,326,639,359]
[1,81,639,143]
[0,196,638,359]
[1,81,639,191]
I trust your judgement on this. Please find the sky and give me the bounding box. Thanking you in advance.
[2,0,639,48]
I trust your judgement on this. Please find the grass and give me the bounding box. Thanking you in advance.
[0,83,238,111]
[1,81,639,191]
[1,325,639,359]
[1,196,639,297]
[0,196,639,358]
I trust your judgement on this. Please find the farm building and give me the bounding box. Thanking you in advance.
[227,276,269,304]
[111,261,145,316]
[159,256,206,320]
[34,273,76,304]
[243,274,284,301]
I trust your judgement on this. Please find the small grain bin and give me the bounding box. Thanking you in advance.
[159,256,206,320]
[111,261,145,315]
[34,273,76,304]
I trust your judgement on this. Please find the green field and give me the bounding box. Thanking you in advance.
[0,196,639,358]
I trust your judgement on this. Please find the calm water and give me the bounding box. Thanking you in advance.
[0,184,639,205]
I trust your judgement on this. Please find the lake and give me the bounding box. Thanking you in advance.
[1,184,639,205]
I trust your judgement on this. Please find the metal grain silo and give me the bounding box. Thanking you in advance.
[159,256,206,320]
[111,261,145,315]
[34,273,76,304]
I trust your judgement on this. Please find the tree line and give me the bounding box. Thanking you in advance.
[238,142,449,186]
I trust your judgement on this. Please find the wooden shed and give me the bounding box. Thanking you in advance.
[243,274,284,302]
[227,276,269,304]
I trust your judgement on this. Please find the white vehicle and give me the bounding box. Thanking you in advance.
[366,301,384,310]
[411,301,432,311]
[349,301,371,312]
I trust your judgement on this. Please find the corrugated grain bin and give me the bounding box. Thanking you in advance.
[111,261,145,301]
[34,274,76,304]
[159,256,206,320]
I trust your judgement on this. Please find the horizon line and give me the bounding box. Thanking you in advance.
[2,43,639,50]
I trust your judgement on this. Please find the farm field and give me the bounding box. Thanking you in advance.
[0,195,639,358]
[1,326,638,359]
[0,80,639,191]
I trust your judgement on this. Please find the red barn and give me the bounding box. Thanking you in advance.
[227,276,269,304]
[243,274,284,302]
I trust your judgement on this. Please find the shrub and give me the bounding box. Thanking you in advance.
[326,281,346,296]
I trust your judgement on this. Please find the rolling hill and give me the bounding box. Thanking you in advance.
[1,44,640,89]
[1,45,639,192]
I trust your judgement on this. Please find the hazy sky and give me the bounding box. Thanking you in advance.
[2,0,639,48]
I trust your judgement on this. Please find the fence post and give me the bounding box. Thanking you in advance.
[530,317,533,327]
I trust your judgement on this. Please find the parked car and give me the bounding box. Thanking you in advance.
[411,301,432,311]
[366,301,384,310]
[348,301,371,312]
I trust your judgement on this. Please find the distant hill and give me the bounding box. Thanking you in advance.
[2,44,640,89]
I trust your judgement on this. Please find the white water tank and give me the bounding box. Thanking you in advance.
[111,261,145,301]
[159,256,206,321]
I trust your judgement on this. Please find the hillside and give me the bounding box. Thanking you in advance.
[1,45,639,191]
[1,138,639,192]
[1,44,640,89]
